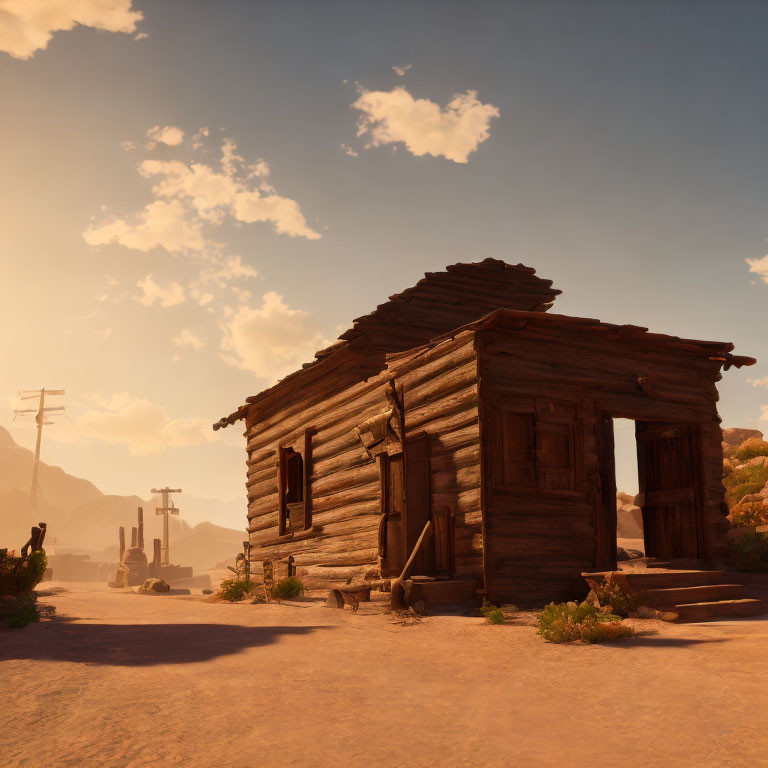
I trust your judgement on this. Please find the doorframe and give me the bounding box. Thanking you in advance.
[595,411,709,563]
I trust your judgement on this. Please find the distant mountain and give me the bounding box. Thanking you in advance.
[0,426,246,572]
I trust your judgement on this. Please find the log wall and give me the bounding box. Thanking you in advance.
[244,368,395,589]
[242,330,485,590]
[477,318,728,606]
[389,332,484,582]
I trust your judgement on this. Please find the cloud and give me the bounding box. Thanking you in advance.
[190,255,259,306]
[746,254,768,284]
[146,124,185,148]
[392,63,412,77]
[352,86,500,163]
[83,134,320,255]
[134,274,186,308]
[0,0,142,60]
[73,392,217,455]
[340,143,358,158]
[84,198,207,255]
[748,377,768,388]
[173,329,205,350]
[760,405,768,422]
[220,291,329,381]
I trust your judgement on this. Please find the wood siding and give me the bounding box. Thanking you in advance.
[243,331,484,589]
[390,333,484,583]
[477,318,728,605]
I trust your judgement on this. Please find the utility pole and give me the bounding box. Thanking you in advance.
[151,487,182,565]
[13,388,65,526]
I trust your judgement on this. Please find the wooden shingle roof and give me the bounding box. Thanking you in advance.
[214,258,559,429]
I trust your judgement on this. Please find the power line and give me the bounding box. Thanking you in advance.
[13,388,65,525]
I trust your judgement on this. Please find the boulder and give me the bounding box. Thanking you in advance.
[617,547,644,561]
[722,428,763,448]
[634,605,678,622]
[617,503,644,539]
[137,578,171,595]
[747,456,768,468]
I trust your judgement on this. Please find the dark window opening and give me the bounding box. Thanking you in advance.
[279,446,305,535]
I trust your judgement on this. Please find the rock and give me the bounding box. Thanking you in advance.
[202,589,213,595]
[747,456,768,468]
[617,503,644,539]
[636,605,678,622]
[722,428,763,448]
[616,547,644,562]
[137,578,171,595]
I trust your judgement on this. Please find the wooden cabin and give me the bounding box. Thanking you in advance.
[214,259,754,605]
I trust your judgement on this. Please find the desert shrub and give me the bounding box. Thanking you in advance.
[536,602,634,644]
[735,438,768,462]
[486,608,504,624]
[270,576,304,600]
[217,578,255,602]
[728,502,768,528]
[724,532,768,573]
[0,550,47,596]
[723,464,768,508]
[4,595,40,629]
[479,598,505,624]
[591,580,645,617]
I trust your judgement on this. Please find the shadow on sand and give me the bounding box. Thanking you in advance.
[617,633,730,648]
[0,622,331,666]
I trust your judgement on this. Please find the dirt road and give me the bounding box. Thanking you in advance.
[2,582,768,768]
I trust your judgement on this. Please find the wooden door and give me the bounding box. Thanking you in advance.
[405,433,433,575]
[636,421,702,559]
[595,414,618,570]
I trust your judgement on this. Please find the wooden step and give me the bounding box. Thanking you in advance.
[620,570,726,590]
[645,558,704,570]
[642,584,744,608]
[672,598,766,622]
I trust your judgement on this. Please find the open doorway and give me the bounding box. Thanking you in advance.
[613,418,644,559]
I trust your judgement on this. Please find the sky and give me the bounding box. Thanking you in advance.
[2,0,768,522]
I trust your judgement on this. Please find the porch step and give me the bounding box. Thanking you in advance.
[642,584,744,608]
[644,559,704,570]
[620,570,726,590]
[672,598,766,622]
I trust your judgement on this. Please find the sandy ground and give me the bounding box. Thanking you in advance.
[2,583,768,768]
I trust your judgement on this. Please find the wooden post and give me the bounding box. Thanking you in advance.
[119,527,125,562]
[303,427,315,530]
[277,448,287,536]
[137,507,144,551]
[153,538,161,575]
[242,540,250,582]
